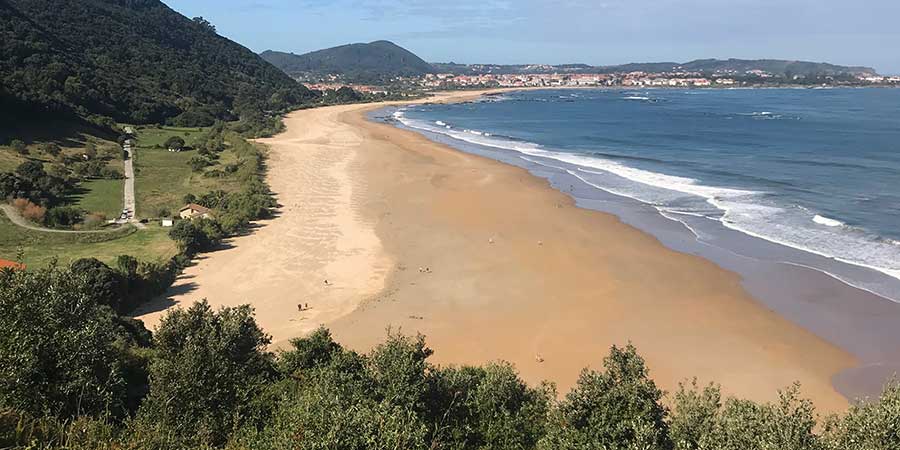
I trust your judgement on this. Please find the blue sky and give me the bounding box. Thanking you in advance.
[165,0,900,74]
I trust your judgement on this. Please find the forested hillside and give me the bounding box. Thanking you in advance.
[262,40,435,83]
[0,0,316,136]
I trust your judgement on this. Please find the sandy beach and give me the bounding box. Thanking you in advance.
[136,90,856,412]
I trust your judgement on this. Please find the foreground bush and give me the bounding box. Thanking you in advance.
[823,382,900,450]
[70,256,179,314]
[540,344,670,450]
[0,410,122,450]
[1,268,900,449]
[132,301,275,448]
[232,329,552,450]
[0,265,149,420]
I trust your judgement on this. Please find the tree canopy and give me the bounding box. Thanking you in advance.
[133,300,274,447]
[0,265,149,419]
[1,270,899,449]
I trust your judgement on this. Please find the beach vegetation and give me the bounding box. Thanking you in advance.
[70,256,179,315]
[131,300,274,448]
[0,265,150,420]
[822,382,900,450]
[539,343,671,450]
[168,218,222,255]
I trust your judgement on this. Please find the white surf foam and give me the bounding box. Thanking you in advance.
[813,214,844,227]
[393,110,900,291]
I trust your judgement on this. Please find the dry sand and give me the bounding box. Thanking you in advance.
[136,90,856,412]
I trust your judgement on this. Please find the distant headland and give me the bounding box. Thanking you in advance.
[262,41,897,92]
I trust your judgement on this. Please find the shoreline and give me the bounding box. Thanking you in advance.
[401,88,900,300]
[385,88,900,400]
[332,99,856,411]
[137,90,862,412]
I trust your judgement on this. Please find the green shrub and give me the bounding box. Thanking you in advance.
[277,327,344,377]
[133,301,274,448]
[163,136,185,151]
[0,410,122,450]
[426,363,553,449]
[0,265,148,419]
[823,382,900,450]
[44,206,83,228]
[38,143,61,157]
[189,156,213,172]
[670,380,722,450]
[168,218,220,255]
[539,344,671,450]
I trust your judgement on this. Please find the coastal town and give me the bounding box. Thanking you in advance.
[303,70,900,93]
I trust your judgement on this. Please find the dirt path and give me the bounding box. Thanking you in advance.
[1,204,132,234]
[123,142,136,220]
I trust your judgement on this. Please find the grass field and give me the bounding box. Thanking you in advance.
[0,214,178,268]
[0,150,28,173]
[0,124,263,268]
[71,179,124,218]
[132,125,208,148]
[0,129,182,267]
[134,147,241,216]
[1,136,125,222]
[133,126,243,216]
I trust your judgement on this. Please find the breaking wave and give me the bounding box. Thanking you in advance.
[393,108,900,294]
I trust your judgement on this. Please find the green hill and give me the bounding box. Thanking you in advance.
[261,40,435,83]
[432,59,877,77]
[642,58,876,76]
[0,0,315,137]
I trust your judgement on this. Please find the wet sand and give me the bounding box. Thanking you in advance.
[136,91,857,412]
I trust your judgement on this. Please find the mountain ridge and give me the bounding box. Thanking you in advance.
[263,38,877,82]
[261,40,435,83]
[432,58,877,76]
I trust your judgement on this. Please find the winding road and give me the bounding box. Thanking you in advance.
[2,139,138,233]
[1,204,131,233]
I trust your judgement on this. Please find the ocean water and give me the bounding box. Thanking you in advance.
[390,88,900,302]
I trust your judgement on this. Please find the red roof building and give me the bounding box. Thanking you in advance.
[179,203,213,220]
[0,259,25,271]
